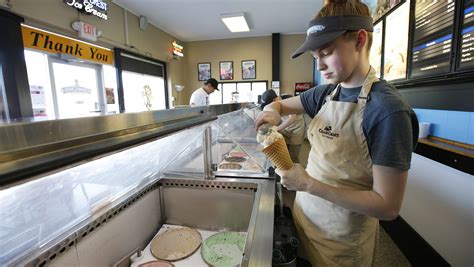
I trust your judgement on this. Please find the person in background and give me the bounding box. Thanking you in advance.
[189,78,219,106]
[255,0,418,265]
[259,89,280,111]
[276,94,306,163]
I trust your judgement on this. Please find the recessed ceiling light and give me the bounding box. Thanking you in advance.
[221,13,250,32]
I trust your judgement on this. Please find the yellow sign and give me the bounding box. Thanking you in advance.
[21,25,113,65]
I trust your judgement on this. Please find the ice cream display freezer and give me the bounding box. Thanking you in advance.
[0,104,275,267]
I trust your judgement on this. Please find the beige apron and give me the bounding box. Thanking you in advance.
[281,114,306,145]
[293,68,379,266]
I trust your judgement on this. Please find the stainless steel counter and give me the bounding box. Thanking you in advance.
[240,178,275,267]
[0,103,253,187]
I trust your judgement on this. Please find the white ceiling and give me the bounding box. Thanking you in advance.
[112,0,323,42]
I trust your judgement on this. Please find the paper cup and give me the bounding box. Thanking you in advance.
[418,122,431,139]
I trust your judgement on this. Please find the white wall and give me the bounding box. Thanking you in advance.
[401,154,474,267]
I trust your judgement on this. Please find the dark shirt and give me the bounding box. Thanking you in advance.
[300,80,418,170]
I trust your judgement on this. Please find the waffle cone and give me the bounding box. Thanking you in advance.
[262,138,293,170]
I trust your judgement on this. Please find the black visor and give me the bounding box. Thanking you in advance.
[292,15,374,59]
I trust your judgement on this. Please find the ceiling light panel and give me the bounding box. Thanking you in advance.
[221,13,250,32]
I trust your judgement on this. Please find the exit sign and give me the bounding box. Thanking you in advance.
[78,22,98,41]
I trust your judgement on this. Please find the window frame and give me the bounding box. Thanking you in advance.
[209,80,268,105]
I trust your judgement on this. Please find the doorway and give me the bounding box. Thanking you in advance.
[50,58,104,118]
[25,50,113,119]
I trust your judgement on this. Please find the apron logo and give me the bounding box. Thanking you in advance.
[318,125,339,139]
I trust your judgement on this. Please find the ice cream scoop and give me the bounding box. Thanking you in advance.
[258,123,273,135]
[257,125,284,148]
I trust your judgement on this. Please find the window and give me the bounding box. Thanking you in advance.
[51,60,102,119]
[24,49,118,119]
[103,65,119,114]
[24,50,54,118]
[122,71,166,112]
[209,81,267,105]
[250,82,267,103]
[236,83,252,103]
[208,83,223,105]
[222,83,237,104]
[115,49,168,112]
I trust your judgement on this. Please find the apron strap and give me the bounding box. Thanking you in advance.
[357,67,378,106]
[324,66,378,105]
[324,84,339,103]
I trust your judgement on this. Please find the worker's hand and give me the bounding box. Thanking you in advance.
[255,110,281,129]
[275,164,313,192]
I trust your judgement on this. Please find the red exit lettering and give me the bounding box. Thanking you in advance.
[83,24,94,35]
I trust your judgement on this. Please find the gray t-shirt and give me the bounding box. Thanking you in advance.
[300,80,418,170]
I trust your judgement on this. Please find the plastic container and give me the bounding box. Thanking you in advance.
[418,122,431,138]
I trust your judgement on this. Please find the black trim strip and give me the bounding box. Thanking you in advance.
[380,216,450,267]
[113,48,125,112]
[452,0,463,72]
[120,55,164,78]
[414,141,473,174]
[397,80,474,112]
[0,9,33,119]
[272,33,280,82]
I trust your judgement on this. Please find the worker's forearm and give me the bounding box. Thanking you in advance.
[264,102,296,117]
[264,97,306,116]
[263,102,282,113]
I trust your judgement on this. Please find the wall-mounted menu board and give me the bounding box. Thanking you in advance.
[363,0,403,22]
[384,0,410,81]
[410,0,455,78]
[458,0,474,70]
[369,21,383,78]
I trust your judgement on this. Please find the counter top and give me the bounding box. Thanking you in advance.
[418,137,473,157]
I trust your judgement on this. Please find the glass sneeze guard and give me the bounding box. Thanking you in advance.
[0,124,210,266]
[163,108,270,178]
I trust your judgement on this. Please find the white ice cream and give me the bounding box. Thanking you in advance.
[256,126,284,148]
